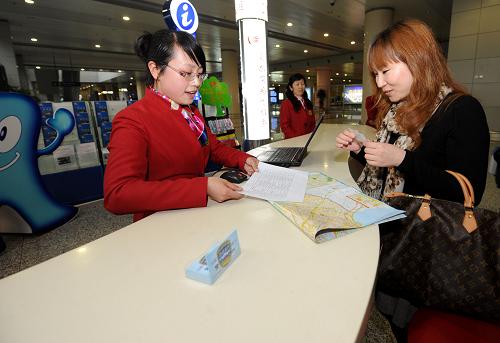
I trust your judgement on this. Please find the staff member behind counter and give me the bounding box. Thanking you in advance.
[104,29,259,222]
[279,73,316,139]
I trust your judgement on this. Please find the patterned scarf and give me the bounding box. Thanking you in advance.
[150,87,208,146]
[356,85,452,200]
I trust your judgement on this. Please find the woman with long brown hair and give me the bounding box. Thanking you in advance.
[336,19,489,204]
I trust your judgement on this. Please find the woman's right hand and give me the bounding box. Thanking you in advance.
[207,177,244,203]
[335,129,363,153]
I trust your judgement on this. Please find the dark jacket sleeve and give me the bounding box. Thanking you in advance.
[397,96,490,204]
[350,147,367,165]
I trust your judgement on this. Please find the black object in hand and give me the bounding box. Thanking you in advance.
[219,170,248,184]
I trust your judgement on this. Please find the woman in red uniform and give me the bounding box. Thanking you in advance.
[279,73,316,139]
[104,30,259,221]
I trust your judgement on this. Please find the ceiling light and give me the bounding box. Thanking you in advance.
[307,77,310,79]
[122,16,130,21]
[25,0,34,4]
[304,49,308,53]
[348,79,351,82]
[99,69,103,71]
[130,77,134,80]
[306,69,309,73]
[287,22,293,27]
[95,44,101,48]
[118,70,122,72]
[350,41,356,45]
[130,83,133,86]
[335,72,339,76]
[330,78,333,81]
[218,57,222,61]
[275,44,280,48]
[30,37,38,42]
[268,74,271,77]
[342,79,346,82]
[323,33,329,37]
[81,68,85,71]
[344,73,347,76]
[35,66,41,69]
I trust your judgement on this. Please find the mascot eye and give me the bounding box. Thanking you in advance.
[0,116,22,153]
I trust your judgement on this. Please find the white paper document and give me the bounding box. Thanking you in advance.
[240,162,308,202]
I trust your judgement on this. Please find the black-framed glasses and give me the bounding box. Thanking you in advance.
[166,65,207,82]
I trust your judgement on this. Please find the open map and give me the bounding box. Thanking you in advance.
[270,172,405,243]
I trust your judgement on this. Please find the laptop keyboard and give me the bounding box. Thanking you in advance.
[267,147,303,162]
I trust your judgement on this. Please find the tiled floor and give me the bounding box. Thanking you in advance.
[0,200,132,279]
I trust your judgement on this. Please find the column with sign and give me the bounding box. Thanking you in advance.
[235,0,270,146]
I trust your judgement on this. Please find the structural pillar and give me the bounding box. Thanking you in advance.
[235,0,270,149]
[221,48,242,137]
[0,20,20,89]
[316,68,331,113]
[361,8,393,123]
[135,71,146,100]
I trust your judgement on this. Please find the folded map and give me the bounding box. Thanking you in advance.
[269,172,406,243]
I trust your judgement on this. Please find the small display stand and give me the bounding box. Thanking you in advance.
[202,104,240,149]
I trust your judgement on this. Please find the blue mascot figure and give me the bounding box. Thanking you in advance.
[0,92,77,233]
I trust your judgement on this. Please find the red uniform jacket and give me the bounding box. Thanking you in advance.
[279,98,316,139]
[104,88,251,221]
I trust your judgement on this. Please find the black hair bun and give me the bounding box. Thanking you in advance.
[134,32,153,62]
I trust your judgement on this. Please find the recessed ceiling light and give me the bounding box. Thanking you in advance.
[81,68,85,71]
[35,66,41,69]
[335,72,339,76]
[130,77,134,80]
[218,57,222,61]
[99,69,103,71]
[268,74,271,77]
[348,79,351,82]
[307,76,310,79]
[122,16,130,21]
[304,49,308,53]
[25,0,34,4]
[344,73,347,76]
[306,69,309,73]
[129,83,133,86]
[275,44,280,48]
[342,79,346,82]
[323,33,329,37]
[287,22,293,27]
[118,70,122,72]
[30,37,38,42]
[95,44,101,48]
[330,78,333,81]
[350,41,356,45]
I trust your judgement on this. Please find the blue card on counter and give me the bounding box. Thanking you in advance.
[185,230,241,285]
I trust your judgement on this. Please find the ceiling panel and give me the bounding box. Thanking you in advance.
[1,0,452,84]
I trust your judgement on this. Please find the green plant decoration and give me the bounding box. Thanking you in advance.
[199,76,232,116]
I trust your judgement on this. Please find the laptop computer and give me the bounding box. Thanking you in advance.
[257,114,324,167]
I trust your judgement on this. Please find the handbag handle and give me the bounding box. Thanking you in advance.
[385,171,478,233]
[445,170,478,233]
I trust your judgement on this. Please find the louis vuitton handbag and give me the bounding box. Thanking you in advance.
[378,171,500,321]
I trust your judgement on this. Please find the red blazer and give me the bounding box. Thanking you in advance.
[279,98,316,139]
[104,88,251,221]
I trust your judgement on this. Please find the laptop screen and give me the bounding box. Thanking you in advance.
[303,114,325,151]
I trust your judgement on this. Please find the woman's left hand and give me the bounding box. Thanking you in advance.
[364,141,406,167]
[243,157,259,175]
